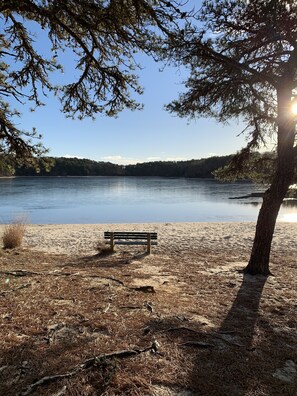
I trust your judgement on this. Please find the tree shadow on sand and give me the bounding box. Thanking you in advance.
[145,273,271,395]
[157,272,296,395]
[192,273,268,395]
[57,250,149,270]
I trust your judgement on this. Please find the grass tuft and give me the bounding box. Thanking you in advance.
[2,218,26,249]
[96,240,113,256]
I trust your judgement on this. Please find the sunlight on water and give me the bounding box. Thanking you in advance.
[279,213,297,222]
[1,177,297,224]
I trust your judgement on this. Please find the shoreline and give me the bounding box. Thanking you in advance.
[1,221,295,256]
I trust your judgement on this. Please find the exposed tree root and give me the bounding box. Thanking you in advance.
[0,283,31,295]
[20,344,155,396]
[0,270,124,285]
[0,270,40,277]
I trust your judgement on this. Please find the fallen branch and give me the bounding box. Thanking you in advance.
[0,270,124,285]
[158,326,201,334]
[21,372,75,396]
[21,344,155,396]
[0,283,31,295]
[51,273,125,286]
[103,276,124,286]
[0,270,40,277]
[119,305,143,310]
[130,286,155,293]
[179,341,215,348]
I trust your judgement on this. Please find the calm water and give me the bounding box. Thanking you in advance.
[0,177,296,224]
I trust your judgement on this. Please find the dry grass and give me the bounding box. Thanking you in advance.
[96,240,114,256]
[2,219,26,249]
[0,245,296,396]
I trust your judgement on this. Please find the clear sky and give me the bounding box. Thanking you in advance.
[13,3,248,166]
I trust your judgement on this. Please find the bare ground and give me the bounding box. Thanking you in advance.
[0,243,296,396]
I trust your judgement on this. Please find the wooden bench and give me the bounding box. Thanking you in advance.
[104,232,158,254]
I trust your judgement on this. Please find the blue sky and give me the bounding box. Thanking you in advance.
[13,2,249,165]
[17,55,247,165]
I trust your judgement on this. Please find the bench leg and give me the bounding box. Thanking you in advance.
[110,232,115,252]
[147,233,151,254]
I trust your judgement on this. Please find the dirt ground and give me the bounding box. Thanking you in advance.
[0,243,296,396]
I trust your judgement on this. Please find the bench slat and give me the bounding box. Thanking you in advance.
[105,236,157,240]
[115,241,158,246]
[104,231,157,236]
[104,234,157,240]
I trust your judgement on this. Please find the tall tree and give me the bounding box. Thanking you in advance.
[165,0,297,275]
[0,0,185,166]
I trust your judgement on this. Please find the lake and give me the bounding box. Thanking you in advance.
[0,177,296,224]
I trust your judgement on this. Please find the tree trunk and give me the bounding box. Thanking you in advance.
[245,87,296,275]
[244,184,287,275]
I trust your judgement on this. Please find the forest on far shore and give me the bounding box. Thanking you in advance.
[0,155,233,178]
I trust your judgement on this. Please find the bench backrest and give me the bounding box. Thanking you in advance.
[104,232,157,240]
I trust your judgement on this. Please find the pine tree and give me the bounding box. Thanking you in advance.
[165,0,297,274]
[0,0,185,165]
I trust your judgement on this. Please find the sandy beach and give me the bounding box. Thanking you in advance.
[6,221,297,256]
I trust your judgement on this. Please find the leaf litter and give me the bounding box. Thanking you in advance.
[0,244,296,395]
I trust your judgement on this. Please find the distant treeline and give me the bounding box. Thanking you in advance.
[0,155,233,178]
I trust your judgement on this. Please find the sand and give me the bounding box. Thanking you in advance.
[2,221,296,256]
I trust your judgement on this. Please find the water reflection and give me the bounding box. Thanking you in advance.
[237,198,297,222]
[240,200,297,208]
[280,213,297,222]
[0,177,296,224]
[282,199,297,207]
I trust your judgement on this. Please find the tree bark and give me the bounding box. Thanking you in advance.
[245,87,296,275]
[245,184,288,275]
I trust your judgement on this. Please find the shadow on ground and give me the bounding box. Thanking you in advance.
[145,272,297,395]
[1,249,297,395]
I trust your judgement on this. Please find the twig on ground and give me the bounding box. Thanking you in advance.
[179,341,215,348]
[0,270,124,285]
[21,344,156,396]
[0,283,31,295]
[103,303,111,313]
[0,270,40,277]
[50,386,67,396]
[130,286,156,293]
[119,306,143,310]
[158,326,202,334]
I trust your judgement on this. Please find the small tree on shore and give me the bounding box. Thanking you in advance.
[165,0,297,275]
[0,0,186,166]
